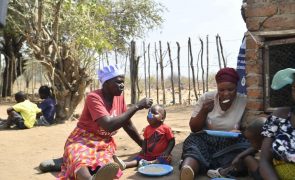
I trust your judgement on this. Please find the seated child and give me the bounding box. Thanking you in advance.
[36,85,56,125]
[3,91,42,129]
[113,104,175,170]
[207,117,266,180]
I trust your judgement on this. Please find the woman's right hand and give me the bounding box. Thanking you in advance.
[201,100,214,113]
[136,97,153,110]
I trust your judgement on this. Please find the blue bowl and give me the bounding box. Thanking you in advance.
[138,164,173,176]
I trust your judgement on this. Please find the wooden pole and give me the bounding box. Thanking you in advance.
[206,35,209,92]
[105,52,109,65]
[216,34,221,69]
[159,41,165,105]
[143,41,147,97]
[176,42,182,104]
[197,47,201,98]
[155,42,159,104]
[115,49,118,64]
[187,38,191,105]
[167,42,175,105]
[124,50,128,97]
[189,38,198,102]
[199,38,205,93]
[218,35,227,67]
[130,41,138,104]
[136,56,141,102]
[148,43,151,98]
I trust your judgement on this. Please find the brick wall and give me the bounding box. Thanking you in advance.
[243,0,295,125]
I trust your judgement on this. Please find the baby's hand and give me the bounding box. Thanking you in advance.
[231,156,241,168]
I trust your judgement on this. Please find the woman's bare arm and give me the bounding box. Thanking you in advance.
[97,98,152,132]
[259,137,279,180]
[189,100,214,132]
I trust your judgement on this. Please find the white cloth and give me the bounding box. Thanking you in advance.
[97,64,124,85]
[191,91,247,131]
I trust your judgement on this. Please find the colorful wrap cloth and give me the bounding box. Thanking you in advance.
[58,127,122,179]
[273,159,295,180]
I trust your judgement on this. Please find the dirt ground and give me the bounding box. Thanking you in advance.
[0,102,251,180]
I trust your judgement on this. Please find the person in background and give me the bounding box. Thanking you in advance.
[179,67,250,180]
[36,85,56,125]
[55,64,153,180]
[260,68,295,180]
[1,91,42,129]
[113,104,175,170]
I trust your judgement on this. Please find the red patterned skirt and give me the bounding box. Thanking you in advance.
[58,127,122,179]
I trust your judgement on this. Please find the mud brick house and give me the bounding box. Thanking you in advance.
[243,0,295,124]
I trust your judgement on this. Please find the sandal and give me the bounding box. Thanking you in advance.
[180,165,194,180]
[207,168,224,178]
[112,155,126,170]
[92,162,119,180]
[39,158,63,172]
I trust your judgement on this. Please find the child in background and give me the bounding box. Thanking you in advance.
[113,104,175,170]
[207,117,266,180]
[37,85,56,125]
[3,91,42,129]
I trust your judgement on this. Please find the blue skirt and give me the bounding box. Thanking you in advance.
[181,132,250,173]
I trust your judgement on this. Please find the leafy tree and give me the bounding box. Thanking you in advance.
[5,0,164,122]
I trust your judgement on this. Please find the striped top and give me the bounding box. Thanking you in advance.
[236,37,246,95]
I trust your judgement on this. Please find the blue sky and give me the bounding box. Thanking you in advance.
[136,0,247,76]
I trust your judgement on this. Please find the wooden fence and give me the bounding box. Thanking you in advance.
[127,35,228,105]
[0,35,231,105]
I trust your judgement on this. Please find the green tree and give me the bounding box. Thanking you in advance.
[5,0,164,122]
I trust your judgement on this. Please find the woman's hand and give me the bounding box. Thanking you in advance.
[136,97,153,110]
[230,129,241,133]
[201,100,214,113]
[190,100,214,132]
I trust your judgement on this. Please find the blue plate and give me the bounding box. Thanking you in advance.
[204,130,241,138]
[138,164,173,176]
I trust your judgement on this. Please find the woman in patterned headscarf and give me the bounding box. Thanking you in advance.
[179,67,250,180]
[58,64,153,180]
